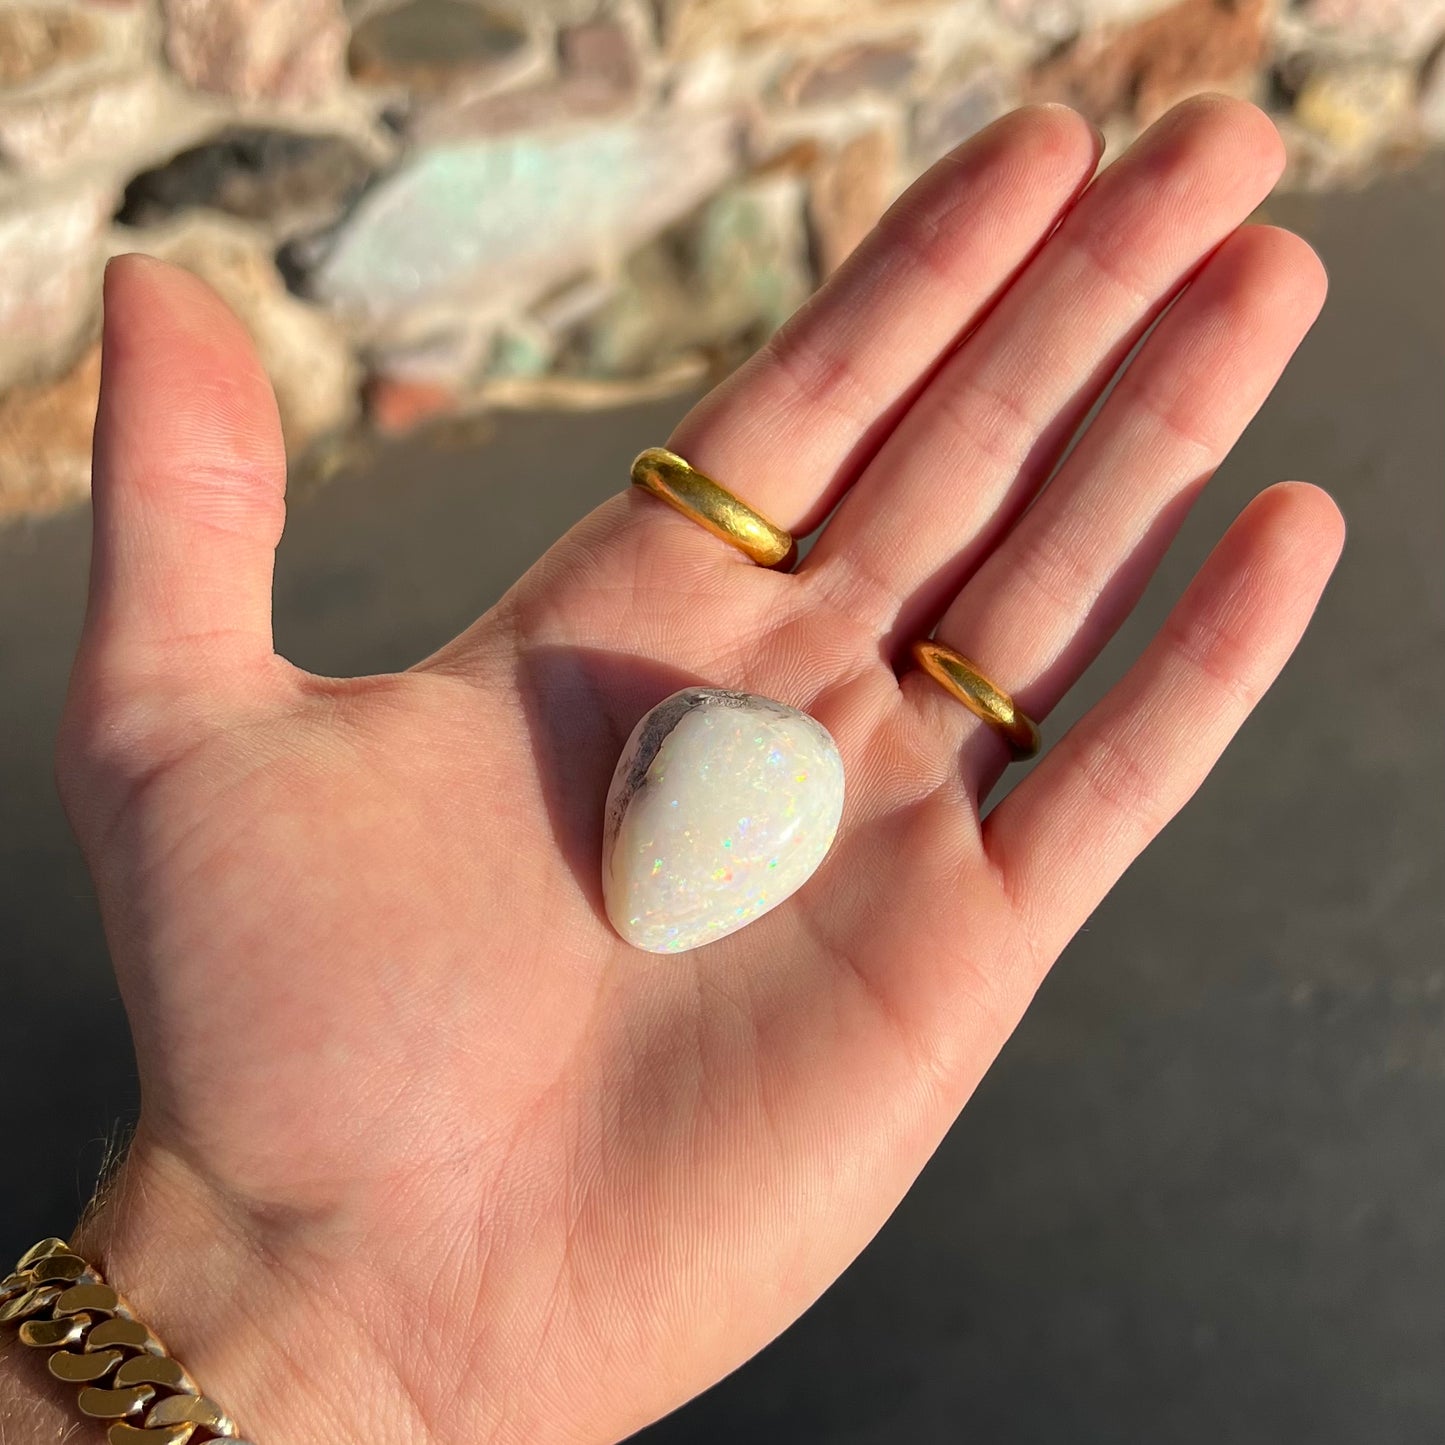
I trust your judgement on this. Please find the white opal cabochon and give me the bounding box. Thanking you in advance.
[603,689,845,954]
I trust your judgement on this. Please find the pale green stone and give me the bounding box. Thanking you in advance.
[307,118,736,321]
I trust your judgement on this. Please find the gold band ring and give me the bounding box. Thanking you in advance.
[631,447,796,569]
[912,640,1041,759]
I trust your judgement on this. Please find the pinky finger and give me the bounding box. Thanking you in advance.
[984,482,1344,961]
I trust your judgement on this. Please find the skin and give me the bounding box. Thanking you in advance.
[1,98,1343,1444]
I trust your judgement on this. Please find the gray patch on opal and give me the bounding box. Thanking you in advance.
[602,688,799,854]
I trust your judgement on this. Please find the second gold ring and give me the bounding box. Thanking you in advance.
[631,447,796,570]
[912,640,1041,759]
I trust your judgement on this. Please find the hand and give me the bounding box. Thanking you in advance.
[53,97,1340,1445]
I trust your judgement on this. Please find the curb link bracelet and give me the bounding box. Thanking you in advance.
[0,1237,249,1444]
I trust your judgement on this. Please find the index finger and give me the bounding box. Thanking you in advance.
[666,105,1101,537]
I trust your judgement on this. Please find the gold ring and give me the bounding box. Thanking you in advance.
[631,447,796,569]
[912,640,1041,759]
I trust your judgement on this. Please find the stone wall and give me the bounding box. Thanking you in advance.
[1,0,1442,517]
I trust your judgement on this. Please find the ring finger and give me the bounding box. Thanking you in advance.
[916,221,1327,795]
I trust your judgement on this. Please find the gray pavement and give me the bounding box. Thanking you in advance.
[2,160,1442,1442]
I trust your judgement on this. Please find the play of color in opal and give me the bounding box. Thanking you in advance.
[603,689,845,953]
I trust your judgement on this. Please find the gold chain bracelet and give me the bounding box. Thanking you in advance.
[0,1237,249,1444]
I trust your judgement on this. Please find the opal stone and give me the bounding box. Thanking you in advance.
[603,689,845,954]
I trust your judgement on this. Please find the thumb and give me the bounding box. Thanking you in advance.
[79,254,289,692]
[60,255,295,824]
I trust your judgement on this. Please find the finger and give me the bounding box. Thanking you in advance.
[662,105,1101,540]
[805,95,1285,634]
[78,255,288,692]
[983,482,1344,964]
[923,224,1327,794]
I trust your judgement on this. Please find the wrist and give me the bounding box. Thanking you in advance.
[65,1134,362,1445]
[0,1330,77,1439]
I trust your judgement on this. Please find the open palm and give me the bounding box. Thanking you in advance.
[59,98,1340,1445]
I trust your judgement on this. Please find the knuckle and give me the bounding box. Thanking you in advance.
[928,368,1036,474]
[160,456,288,550]
[757,325,875,439]
[1011,524,1100,619]
[1070,723,1167,837]
[1166,605,1262,710]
